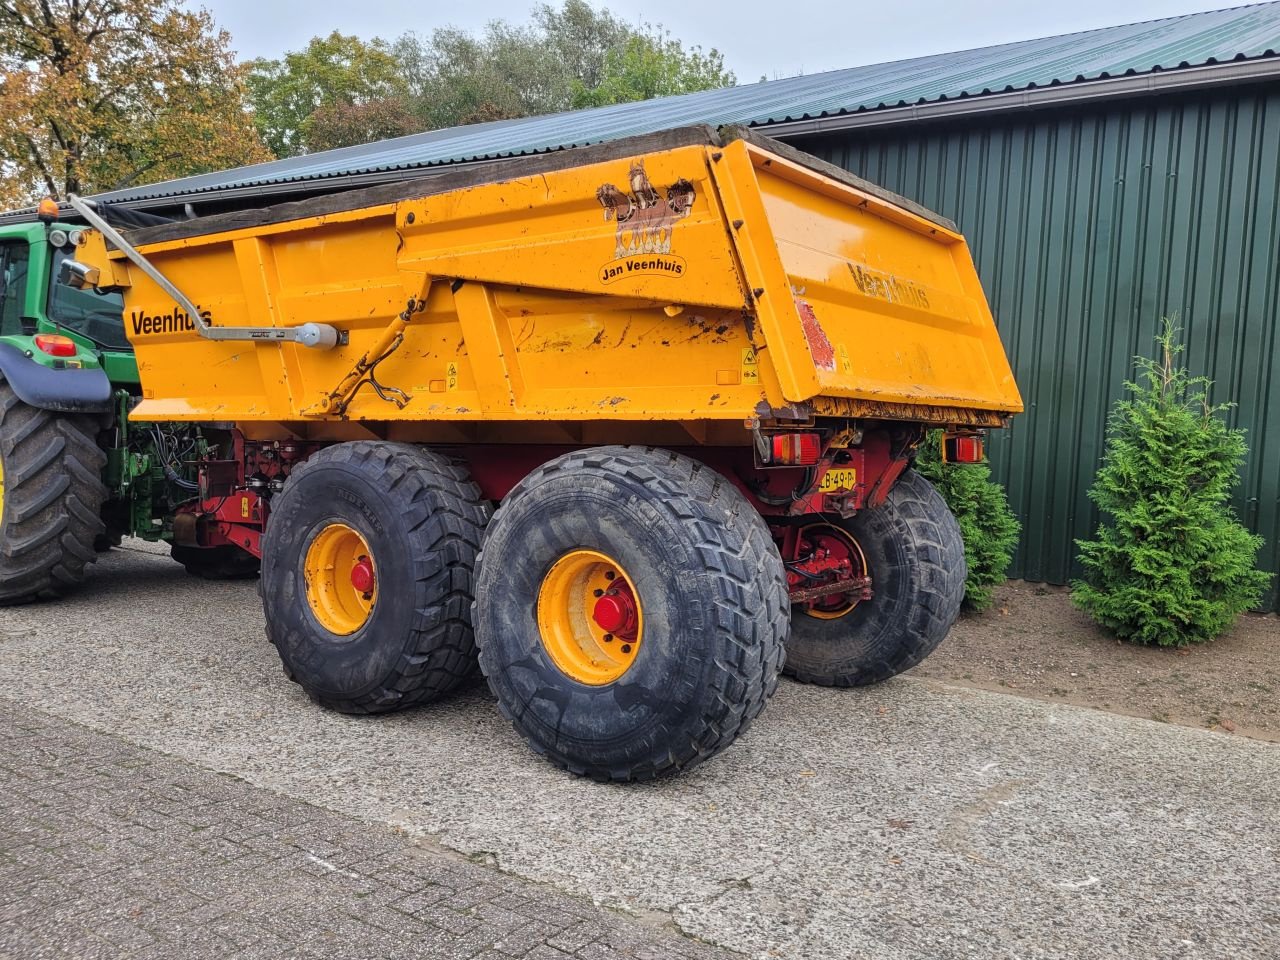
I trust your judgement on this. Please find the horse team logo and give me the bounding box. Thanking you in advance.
[595,161,696,283]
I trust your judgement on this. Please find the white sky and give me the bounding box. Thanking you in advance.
[198,0,1248,80]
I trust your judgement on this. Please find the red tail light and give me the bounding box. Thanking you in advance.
[34,334,77,357]
[944,434,984,463]
[769,432,822,466]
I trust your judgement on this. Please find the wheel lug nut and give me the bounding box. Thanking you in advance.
[621,643,632,654]
[604,570,616,580]
[593,589,604,597]
[603,633,614,642]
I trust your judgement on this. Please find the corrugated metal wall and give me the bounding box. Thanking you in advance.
[795,84,1280,610]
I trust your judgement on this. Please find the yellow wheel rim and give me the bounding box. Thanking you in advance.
[797,523,868,621]
[536,549,643,685]
[303,523,377,635]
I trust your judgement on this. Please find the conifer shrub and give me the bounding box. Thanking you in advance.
[915,432,1020,611]
[1071,322,1271,646]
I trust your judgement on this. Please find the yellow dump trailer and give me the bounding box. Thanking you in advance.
[71,125,1021,780]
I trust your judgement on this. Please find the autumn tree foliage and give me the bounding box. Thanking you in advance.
[246,31,409,157]
[570,24,735,108]
[249,1,737,157]
[0,0,270,205]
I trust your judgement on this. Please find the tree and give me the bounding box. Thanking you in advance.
[246,4,739,154]
[247,31,407,157]
[0,0,270,204]
[915,431,1021,611]
[533,0,630,92]
[305,98,420,153]
[394,2,735,131]
[1072,321,1271,646]
[571,24,735,108]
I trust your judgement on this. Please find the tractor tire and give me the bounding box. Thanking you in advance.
[475,446,789,782]
[784,469,965,687]
[260,441,489,714]
[171,544,260,580]
[0,382,107,604]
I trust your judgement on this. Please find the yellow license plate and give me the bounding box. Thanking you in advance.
[818,468,857,493]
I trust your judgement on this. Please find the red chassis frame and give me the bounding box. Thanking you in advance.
[175,425,923,609]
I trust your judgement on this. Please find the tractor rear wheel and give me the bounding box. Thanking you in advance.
[783,469,965,687]
[0,382,106,604]
[474,446,789,781]
[260,441,490,714]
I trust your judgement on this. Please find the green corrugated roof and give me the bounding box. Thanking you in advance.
[43,3,1280,208]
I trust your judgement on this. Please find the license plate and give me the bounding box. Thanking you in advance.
[818,468,857,493]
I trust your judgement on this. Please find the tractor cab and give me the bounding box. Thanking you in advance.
[0,214,137,385]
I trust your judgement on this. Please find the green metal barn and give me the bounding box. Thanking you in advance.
[11,2,1280,607]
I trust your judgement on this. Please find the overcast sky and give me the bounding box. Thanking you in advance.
[199,0,1244,79]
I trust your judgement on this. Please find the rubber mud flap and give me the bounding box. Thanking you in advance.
[475,445,789,782]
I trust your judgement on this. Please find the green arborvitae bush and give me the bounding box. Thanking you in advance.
[915,431,1020,611]
[1071,322,1271,646]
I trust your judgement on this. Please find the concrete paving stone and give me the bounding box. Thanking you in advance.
[522,947,576,960]
[1,919,122,960]
[201,913,294,953]
[360,864,432,894]
[413,903,486,937]
[546,922,606,954]
[2,708,718,960]
[389,885,461,918]
[571,941,631,960]
[492,919,570,957]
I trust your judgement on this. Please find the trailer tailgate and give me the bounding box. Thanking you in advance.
[713,136,1023,420]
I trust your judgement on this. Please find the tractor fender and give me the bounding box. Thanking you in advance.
[0,342,113,413]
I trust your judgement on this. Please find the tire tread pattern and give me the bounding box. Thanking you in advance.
[0,382,106,604]
[785,469,966,687]
[263,441,490,714]
[476,445,789,782]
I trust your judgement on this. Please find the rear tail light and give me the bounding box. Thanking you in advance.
[34,334,77,358]
[944,434,984,463]
[766,432,823,466]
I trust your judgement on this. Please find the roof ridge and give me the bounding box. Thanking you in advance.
[750,1,1280,85]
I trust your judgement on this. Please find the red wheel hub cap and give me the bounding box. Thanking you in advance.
[350,556,375,594]
[592,589,638,637]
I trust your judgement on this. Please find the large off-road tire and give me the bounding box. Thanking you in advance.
[0,382,107,604]
[260,441,490,714]
[784,469,965,687]
[171,544,260,580]
[475,446,789,782]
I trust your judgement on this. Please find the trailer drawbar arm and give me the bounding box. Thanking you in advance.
[66,194,342,350]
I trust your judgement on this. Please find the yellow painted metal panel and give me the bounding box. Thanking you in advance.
[82,132,1021,429]
[719,142,1022,414]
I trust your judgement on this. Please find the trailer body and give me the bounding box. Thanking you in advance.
[21,126,1025,781]
[83,126,1019,435]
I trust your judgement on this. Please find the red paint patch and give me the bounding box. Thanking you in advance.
[796,299,835,370]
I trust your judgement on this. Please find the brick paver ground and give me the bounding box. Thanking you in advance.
[0,700,730,960]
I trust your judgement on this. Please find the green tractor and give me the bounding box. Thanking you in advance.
[0,208,251,604]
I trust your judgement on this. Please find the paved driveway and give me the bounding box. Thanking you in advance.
[1,544,1277,959]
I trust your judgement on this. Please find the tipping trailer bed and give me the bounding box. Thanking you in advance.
[80,125,1020,433]
[62,125,1023,782]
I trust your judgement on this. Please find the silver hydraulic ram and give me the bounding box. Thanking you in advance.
[65,194,342,350]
